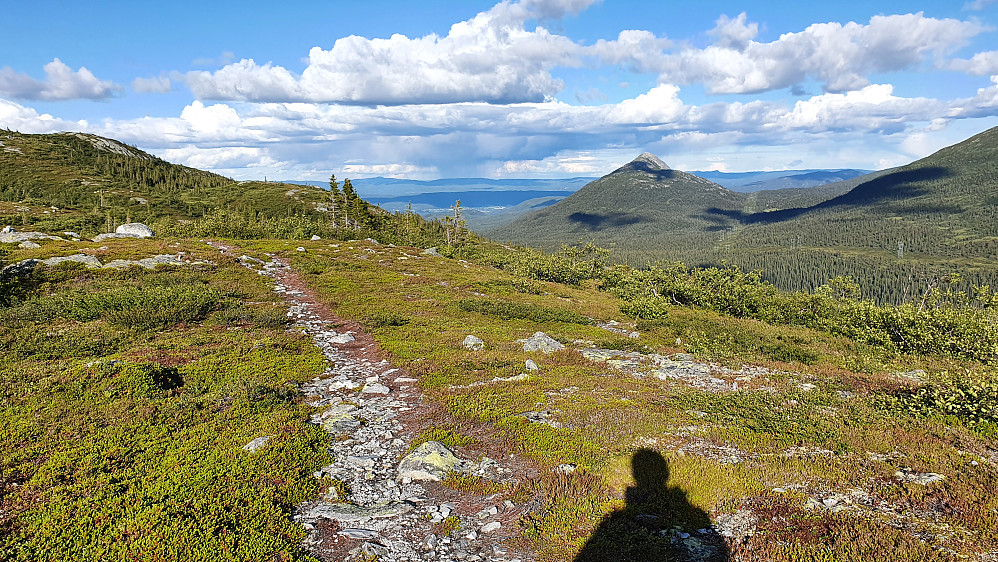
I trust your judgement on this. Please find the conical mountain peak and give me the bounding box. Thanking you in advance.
[631,152,669,171]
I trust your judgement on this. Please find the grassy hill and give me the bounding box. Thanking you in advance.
[0,130,448,247]
[0,131,343,237]
[492,129,998,303]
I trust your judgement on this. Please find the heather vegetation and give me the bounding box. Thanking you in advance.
[0,246,329,561]
[277,237,997,560]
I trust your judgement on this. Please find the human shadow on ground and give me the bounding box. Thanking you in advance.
[574,449,730,562]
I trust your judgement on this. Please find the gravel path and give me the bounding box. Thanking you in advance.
[207,241,526,562]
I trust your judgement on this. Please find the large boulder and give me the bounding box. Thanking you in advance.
[116,223,155,238]
[397,441,462,482]
[93,223,155,242]
[0,259,41,280]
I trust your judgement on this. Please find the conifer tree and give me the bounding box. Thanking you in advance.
[328,173,340,228]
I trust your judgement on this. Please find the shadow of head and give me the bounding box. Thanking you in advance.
[632,448,669,492]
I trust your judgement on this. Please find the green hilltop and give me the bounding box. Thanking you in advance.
[0,130,445,246]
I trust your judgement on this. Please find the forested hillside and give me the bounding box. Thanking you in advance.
[492,128,998,304]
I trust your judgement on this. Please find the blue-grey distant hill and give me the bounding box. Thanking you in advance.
[693,169,872,192]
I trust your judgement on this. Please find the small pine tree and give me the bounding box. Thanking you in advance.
[328,173,340,227]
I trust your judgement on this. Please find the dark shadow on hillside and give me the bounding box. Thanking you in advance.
[568,212,645,230]
[574,449,730,562]
[702,166,952,225]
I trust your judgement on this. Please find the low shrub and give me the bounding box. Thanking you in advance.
[457,299,591,325]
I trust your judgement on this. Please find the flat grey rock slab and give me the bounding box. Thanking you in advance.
[305,501,413,523]
[339,528,380,540]
[43,254,102,268]
[0,231,63,243]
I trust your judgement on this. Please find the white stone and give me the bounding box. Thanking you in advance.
[115,222,154,238]
[329,332,355,344]
[518,332,565,353]
[463,335,484,351]
[242,436,271,452]
[362,383,390,395]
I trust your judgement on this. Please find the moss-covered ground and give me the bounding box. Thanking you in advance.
[0,239,328,561]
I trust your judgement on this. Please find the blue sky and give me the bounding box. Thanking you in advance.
[4,0,998,180]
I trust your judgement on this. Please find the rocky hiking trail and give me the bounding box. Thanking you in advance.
[206,241,528,562]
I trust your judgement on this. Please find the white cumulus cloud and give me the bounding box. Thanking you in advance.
[0,59,120,101]
[655,13,986,94]
[185,0,591,105]
[0,98,84,131]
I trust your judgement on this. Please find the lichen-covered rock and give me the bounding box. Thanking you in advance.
[43,254,102,268]
[304,500,413,523]
[463,335,484,350]
[519,331,565,353]
[0,259,40,279]
[361,382,390,395]
[104,254,192,269]
[397,441,462,482]
[18,241,40,249]
[92,233,134,242]
[895,470,945,485]
[93,223,155,242]
[322,412,361,434]
[329,332,355,344]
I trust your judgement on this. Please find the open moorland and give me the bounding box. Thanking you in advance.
[1,130,997,561]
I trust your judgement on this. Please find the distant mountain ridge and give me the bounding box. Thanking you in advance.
[693,169,873,192]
